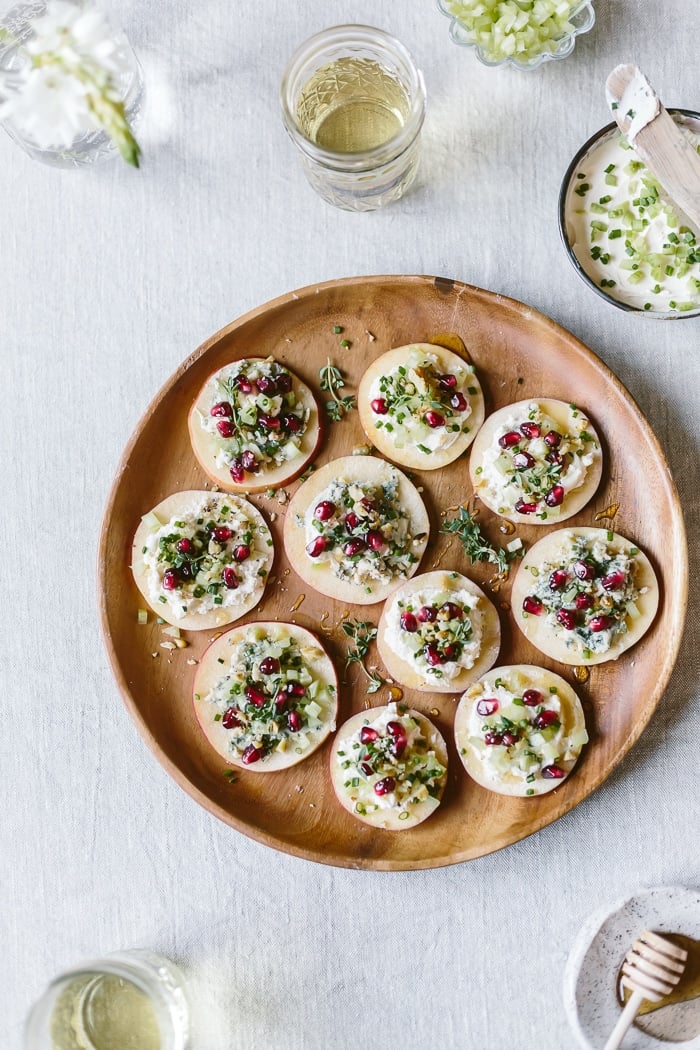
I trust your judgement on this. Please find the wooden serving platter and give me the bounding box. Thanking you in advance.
[98,275,687,870]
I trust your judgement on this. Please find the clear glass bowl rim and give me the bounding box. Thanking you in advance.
[436,0,595,71]
[558,107,700,319]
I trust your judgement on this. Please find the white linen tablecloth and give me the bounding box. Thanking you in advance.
[2,1,699,1047]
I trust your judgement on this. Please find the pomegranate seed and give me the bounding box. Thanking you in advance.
[222,567,239,589]
[258,413,280,430]
[438,373,457,389]
[556,608,578,630]
[245,685,266,707]
[522,689,542,706]
[513,451,535,470]
[212,526,232,542]
[240,450,259,473]
[230,459,245,484]
[535,710,559,729]
[400,611,418,633]
[274,693,288,711]
[162,569,179,590]
[476,699,499,716]
[371,398,388,415]
[314,500,336,521]
[233,544,250,562]
[425,410,445,428]
[424,643,442,666]
[242,745,262,765]
[441,601,463,620]
[546,451,564,466]
[259,656,280,675]
[549,569,568,591]
[541,764,565,779]
[360,727,379,744]
[360,497,376,512]
[343,538,366,557]
[306,536,327,558]
[286,682,306,698]
[501,731,519,746]
[484,732,504,745]
[574,560,596,581]
[176,538,193,554]
[374,776,396,796]
[498,431,522,449]
[360,761,374,776]
[442,643,457,660]
[602,569,626,590]
[276,373,292,393]
[366,530,385,551]
[255,375,276,395]
[544,430,562,448]
[545,484,565,507]
[450,392,468,412]
[522,595,544,615]
[575,593,594,610]
[515,499,538,514]
[216,419,235,438]
[386,722,408,757]
[520,421,541,439]
[344,512,360,531]
[211,401,233,418]
[222,707,242,729]
[283,414,302,434]
[589,614,615,632]
[178,562,193,581]
[418,605,437,623]
[287,710,303,732]
[235,375,252,394]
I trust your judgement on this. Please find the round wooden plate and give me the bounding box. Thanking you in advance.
[99,275,687,870]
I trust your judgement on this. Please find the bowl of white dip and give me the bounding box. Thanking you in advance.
[559,109,700,318]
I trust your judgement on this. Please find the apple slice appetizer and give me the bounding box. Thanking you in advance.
[194,621,338,771]
[468,398,602,524]
[131,491,273,629]
[511,527,659,665]
[189,357,322,493]
[377,570,501,693]
[329,703,448,829]
[357,343,485,470]
[283,455,430,605]
[454,664,588,797]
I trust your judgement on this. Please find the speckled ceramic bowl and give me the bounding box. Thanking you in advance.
[563,886,700,1049]
[559,109,700,319]
[436,0,595,71]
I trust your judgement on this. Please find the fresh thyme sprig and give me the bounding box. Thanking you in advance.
[319,358,356,422]
[342,619,385,694]
[441,506,520,575]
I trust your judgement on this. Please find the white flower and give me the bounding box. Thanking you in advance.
[0,0,140,164]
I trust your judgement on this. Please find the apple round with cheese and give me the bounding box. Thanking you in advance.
[377,570,501,693]
[469,398,602,524]
[188,357,322,493]
[329,703,448,829]
[194,621,338,771]
[511,527,659,665]
[454,664,588,797]
[283,455,430,605]
[131,491,274,629]
[357,343,485,470]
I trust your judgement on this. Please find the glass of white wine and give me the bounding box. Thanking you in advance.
[280,24,426,211]
[24,950,189,1050]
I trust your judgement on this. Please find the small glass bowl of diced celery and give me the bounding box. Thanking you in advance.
[436,0,595,70]
[559,110,700,318]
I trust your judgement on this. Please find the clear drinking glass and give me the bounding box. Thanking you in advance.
[0,1,143,168]
[280,24,426,211]
[24,949,189,1049]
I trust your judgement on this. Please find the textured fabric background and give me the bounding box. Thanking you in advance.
[2,1,699,1047]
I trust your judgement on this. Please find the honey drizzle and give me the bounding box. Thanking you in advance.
[499,521,516,536]
[594,502,620,522]
[290,593,306,613]
[574,666,590,683]
[428,332,469,359]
